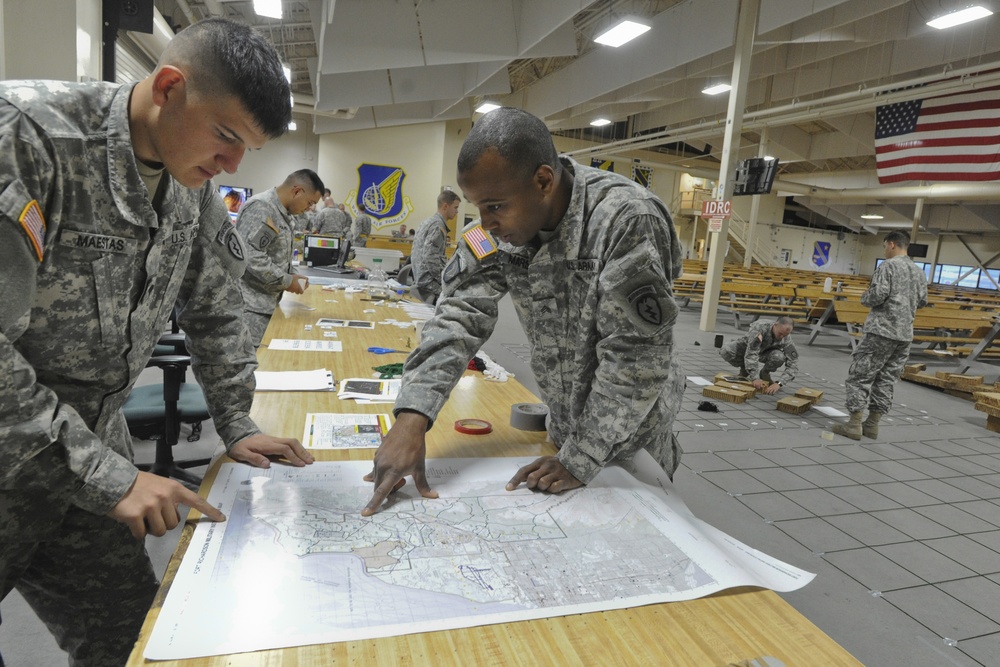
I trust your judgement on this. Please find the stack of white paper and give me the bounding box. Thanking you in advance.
[255,369,334,391]
[268,339,343,352]
[337,378,400,404]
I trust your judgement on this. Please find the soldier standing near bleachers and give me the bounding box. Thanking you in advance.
[833,231,928,440]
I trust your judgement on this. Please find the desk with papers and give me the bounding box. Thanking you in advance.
[126,286,862,666]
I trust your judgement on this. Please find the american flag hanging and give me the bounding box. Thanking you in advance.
[874,84,1000,184]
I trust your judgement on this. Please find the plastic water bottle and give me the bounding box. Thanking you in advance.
[292,248,300,267]
[367,259,388,299]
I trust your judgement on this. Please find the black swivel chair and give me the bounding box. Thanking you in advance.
[124,350,211,488]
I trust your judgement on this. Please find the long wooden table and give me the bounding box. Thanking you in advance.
[126,283,862,666]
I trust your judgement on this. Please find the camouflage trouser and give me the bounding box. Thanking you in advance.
[1,500,158,667]
[720,346,786,377]
[844,333,910,414]
[246,311,273,348]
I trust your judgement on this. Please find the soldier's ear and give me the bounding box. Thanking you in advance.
[151,66,186,108]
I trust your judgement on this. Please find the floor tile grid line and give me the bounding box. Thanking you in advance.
[691,447,1000,666]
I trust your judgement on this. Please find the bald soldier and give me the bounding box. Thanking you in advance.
[719,317,799,395]
[363,107,685,515]
[0,18,313,665]
[236,169,324,346]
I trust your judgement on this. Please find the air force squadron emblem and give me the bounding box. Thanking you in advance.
[347,163,414,229]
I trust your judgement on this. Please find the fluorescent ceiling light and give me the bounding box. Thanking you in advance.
[253,0,282,19]
[282,65,292,84]
[594,17,651,47]
[927,5,992,29]
[287,120,297,131]
[702,83,732,95]
[590,118,612,127]
[860,213,884,220]
[475,102,501,114]
[763,155,775,161]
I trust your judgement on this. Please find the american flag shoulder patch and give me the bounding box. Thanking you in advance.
[462,225,497,260]
[19,200,46,262]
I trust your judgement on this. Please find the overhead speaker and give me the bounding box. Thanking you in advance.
[118,0,154,34]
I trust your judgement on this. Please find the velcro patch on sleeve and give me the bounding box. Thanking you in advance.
[19,200,46,262]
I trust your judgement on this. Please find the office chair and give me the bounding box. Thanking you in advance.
[124,352,211,489]
[396,264,413,286]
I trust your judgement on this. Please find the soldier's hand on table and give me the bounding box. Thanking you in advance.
[506,456,583,494]
[286,274,309,294]
[108,471,225,540]
[762,382,781,395]
[229,434,315,468]
[361,412,438,516]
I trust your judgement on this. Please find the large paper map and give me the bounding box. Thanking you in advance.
[146,456,813,660]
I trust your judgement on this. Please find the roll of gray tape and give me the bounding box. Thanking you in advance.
[510,403,549,431]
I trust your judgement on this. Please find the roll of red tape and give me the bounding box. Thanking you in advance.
[454,418,493,435]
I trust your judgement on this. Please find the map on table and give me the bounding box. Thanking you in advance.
[145,456,814,660]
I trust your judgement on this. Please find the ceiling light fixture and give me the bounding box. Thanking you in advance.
[927,5,992,29]
[282,65,292,84]
[860,213,884,220]
[763,155,775,161]
[590,118,612,127]
[287,120,297,131]
[594,16,651,47]
[475,102,501,114]
[253,0,282,19]
[702,83,732,96]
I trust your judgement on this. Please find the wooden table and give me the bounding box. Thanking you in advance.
[127,284,862,666]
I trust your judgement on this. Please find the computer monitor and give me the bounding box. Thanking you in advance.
[219,185,252,221]
[304,234,340,267]
[907,243,929,258]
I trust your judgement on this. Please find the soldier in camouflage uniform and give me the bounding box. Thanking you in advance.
[0,19,314,666]
[410,190,461,304]
[235,170,323,346]
[720,316,798,395]
[316,200,352,237]
[833,231,928,440]
[349,203,372,249]
[362,107,685,516]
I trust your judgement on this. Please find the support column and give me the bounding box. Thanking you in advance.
[911,197,924,242]
[700,0,760,331]
[744,126,769,269]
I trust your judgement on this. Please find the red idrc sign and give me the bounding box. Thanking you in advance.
[700,200,732,218]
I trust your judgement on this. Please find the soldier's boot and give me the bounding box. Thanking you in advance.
[738,366,749,379]
[832,411,863,441]
[760,370,773,383]
[862,411,883,439]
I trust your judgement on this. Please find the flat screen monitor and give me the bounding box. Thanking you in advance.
[907,243,929,258]
[304,234,340,267]
[733,157,779,196]
[219,185,252,221]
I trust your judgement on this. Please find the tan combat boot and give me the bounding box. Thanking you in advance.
[832,411,863,441]
[862,411,883,439]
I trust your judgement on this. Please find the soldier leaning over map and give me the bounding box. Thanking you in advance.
[362,107,686,516]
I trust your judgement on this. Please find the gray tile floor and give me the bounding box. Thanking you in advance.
[3,297,999,666]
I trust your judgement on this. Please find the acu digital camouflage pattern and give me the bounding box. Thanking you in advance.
[350,212,372,248]
[720,319,799,385]
[861,253,928,341]
[315,205,351,236]
[396,157,686,484]
[844,333,910,413]
[0,80,262,665]
[840,252,927,414]
[235,187,298,317]
[410,211,449,304]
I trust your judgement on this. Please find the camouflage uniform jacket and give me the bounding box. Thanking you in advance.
[0,81,259,516]
[316,206,351,236]
[411,212,448,302]
[861,254,928,341]
[722,319,799,384]
[351,213,372,247]
[395,157,686,483]
[236,187,296,315]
